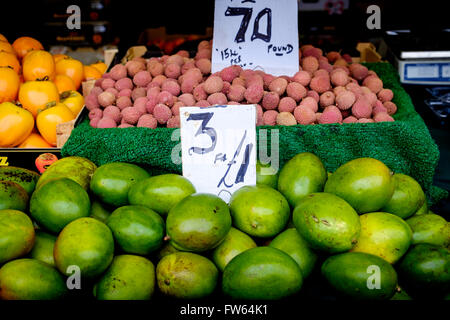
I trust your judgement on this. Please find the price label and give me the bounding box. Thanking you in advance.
[212,0,299,76]
[180,105,257,203]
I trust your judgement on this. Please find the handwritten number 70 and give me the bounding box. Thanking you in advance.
[225,6,272,43]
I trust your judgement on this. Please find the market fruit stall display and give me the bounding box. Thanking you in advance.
[0,153,448,301]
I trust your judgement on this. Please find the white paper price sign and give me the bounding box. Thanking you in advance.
[212,0,299,76]
[180,105,257,203]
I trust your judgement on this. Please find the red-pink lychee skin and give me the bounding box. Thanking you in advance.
[240,69,255,81]
[195,100,211,107]
[262,73,276,89]
[134,96,148,111]
[121,107,142,125]
[346,82,363,96]
[374,112,394,122]
[300,96,319,112]
[335,91,356,110]
[161,80,181,96]
[85,93,100,110]
[90,117,101,128]
[95,78,104,88]
[195,49,212,60]
[193,83,207,101]
[181,78,198,94]
[118,123,134,128]
[268,78,288,96]
[343,116,358,124]
[148,61,164,77]
[115,78,133,92]
[330,70,349,87]
[110,64,127,81]
[333,65,350,75]
[167,115,181,128]
[115,96,131,110]
[364,91,378,107]
[292,71,311,87]
[97,117,117,128]
[227,84,246,102]
[341,110,351,118]
[171,101,185,116]
[262,92,280,110]
[90,86,104,97]
[286,82,307,102]
[221,81,231,95]
[357,118,375,123]
[178,93,196,106]
[352,97,373,119]
[306,90,320,102]
[137,114,158,129]
[195,58,211,75]
[118,89,132,98]
[319,61,333,73]
[220,65,241,82]
[126,60,146,78]
[333,86,346,97]
[349,63,369,81]
[334,58,348,67]
[310,76,331,94]
[302,56,319,73]
[263,110,279,126]
[314,69,330,79]
[98,91,116,108]
[294,106,316,125]
[255,104,264,126]
[363,76,384,93]
[278,97,297,113]
[88,108,103,120]
[228,101,240,105]
[327,51,342,63]
[102,72,112,79]
[181,61,196,74]
[153,104,172,124]
[319,106,343,124]
[301,44,314,53]
[383,101,398,115]
[164,63,181,79]
[147,82,161,91]
[184,68,203,84]
[303,47,323,59]
[166,54,185,66]
[131,87,147,101]
[207,92,228,105]
[232,77,246,87]
[151,75,167,87]
[146,95,158,114]
[276,112,297,126]
[246,74,264,88]
[133,71,152,87]
[147,87,160,99]
[377,89,394,103]
[105,87,119,96]
[103,105,122,123]
[157,91,175,107]
[203,76,224,95]
[320,91,336,108]
[101,78,116,90]
[244,84,264,104]
[197,40,211,51]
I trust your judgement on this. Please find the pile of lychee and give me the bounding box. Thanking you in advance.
[86,41,397,129]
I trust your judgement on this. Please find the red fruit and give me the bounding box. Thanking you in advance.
[35,153,58,174]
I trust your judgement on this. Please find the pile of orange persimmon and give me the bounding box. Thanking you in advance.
[0,34,107,148]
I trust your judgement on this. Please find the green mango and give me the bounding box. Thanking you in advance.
[30,178,91,233]
[351,212,412,264]
[212,227,257,272]
[90,200,112,223]
[94,255,155,300]
[128,174,195,216]
[157,252,218,299]
[406,214,450,247]
[256,160,279,189]
[156,242,180,261]
[398,244,450,299]
[90,162,150,207]
[36,156,97,191]
[324,158,394,213]
[0,209,35,264]
[321,252,398,300]
[229,185,290,238]
[414,201,428,216]
[222,247,303,300]
[107,205,165,255]
[293,193,360,253]
[277,152,327,208]
[54,217,114,278]
[0,259,67,300]
[29,230,56,267]
[381,173,426,219]
[0,180,28,211]
[269,228,317,278]
[166,193,231,252]
[0,166,40,195]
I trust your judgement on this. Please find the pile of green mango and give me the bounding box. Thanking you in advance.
[0,153,448,301]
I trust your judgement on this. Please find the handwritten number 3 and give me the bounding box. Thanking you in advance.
[187,112,217,155]
[225,7,272,43]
